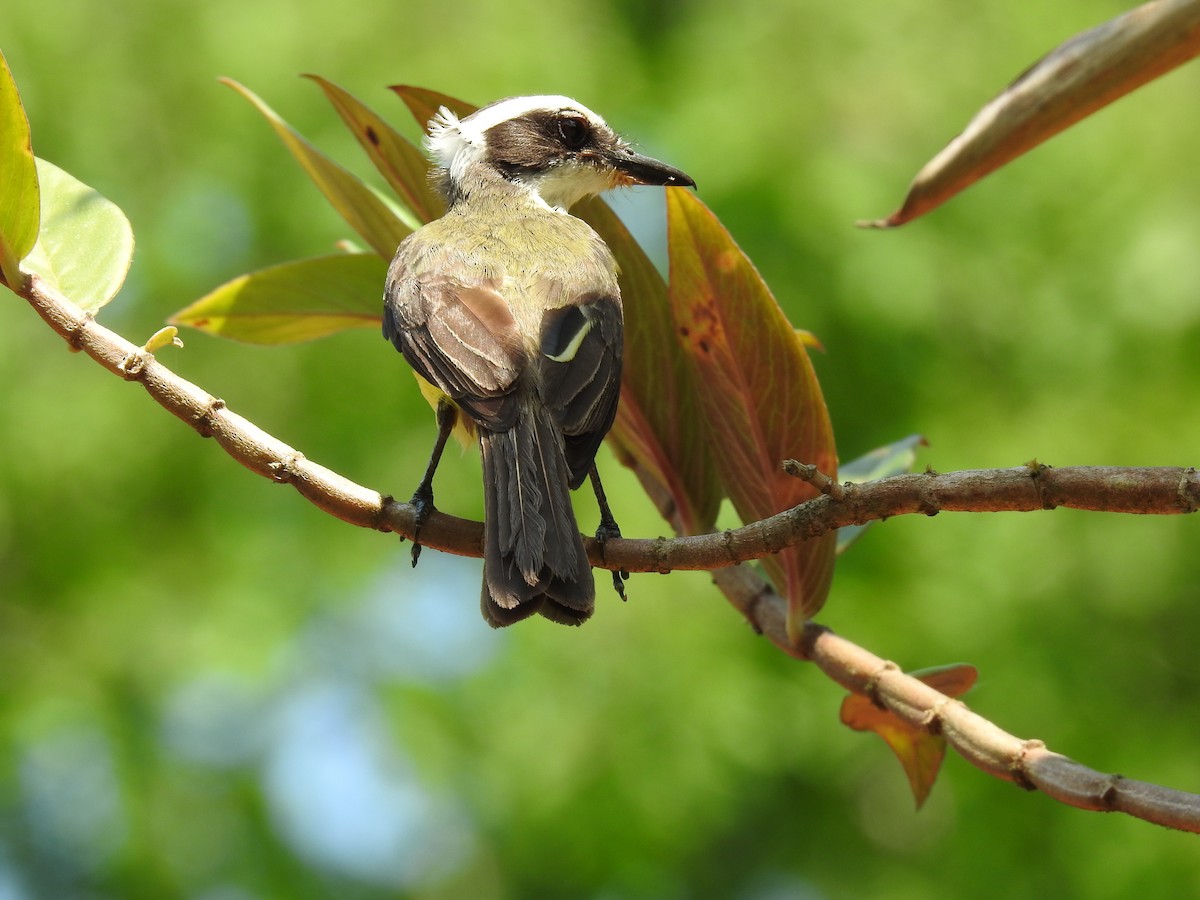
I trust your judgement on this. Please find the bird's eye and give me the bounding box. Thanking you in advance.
[556,115,590,150]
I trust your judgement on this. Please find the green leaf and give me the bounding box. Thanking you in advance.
[170,253,387,344]
[667,189,837,630]
[837,434,927,554]
[21,158,133,312]
[840,664,978,807]
[221,78,411,259]
[304,75,444,227]
[577,197,722,535]
[389,85,476,132]
[0,49,40,289]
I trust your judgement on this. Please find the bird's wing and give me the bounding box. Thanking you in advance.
[536,292,624,488]
[385,272,528,430]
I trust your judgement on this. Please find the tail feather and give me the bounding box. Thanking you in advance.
[480,405,594,627]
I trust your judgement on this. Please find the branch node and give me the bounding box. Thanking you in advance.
[864,660,900,707]
[375,495,396,533]
[1027,460,1058,510]
[923,694,953,735]
[739,577,778,636]
[193,398,227,438]
[67,311,95,353]
[651,536,672,575]
[268,454,304,484]
[1011,739,1045,791]
[1099,774,1124,810]
[720,528,739,564]
[1177,467,1199,514]
[117,348,150,381]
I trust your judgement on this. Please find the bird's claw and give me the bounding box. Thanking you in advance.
[595,519,629,602]
[409,485,436,568]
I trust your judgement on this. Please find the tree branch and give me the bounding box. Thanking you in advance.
[15,273,1200,832]
[713,565,1200,833]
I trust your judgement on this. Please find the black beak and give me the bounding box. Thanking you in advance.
[608,145,696,189]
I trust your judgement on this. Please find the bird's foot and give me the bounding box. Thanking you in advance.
[595,517,629,602]
[408,483,436,567]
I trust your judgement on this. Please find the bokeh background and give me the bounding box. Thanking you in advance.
[4,0,1200,896]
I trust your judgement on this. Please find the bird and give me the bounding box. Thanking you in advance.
[383,94,694,627]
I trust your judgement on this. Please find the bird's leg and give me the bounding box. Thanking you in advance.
[409,399,456,567]
[588,465,628,600]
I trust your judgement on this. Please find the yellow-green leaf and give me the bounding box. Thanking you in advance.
[668,189,837,629]
[171,253,387,344]
[304,75,444,227]
[840,664,978,808]
[221,78,411,259]
[0,49,40,289]
[22,158,133,312]
[869,0,1200,227]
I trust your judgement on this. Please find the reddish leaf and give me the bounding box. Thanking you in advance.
[667,189,837,629]
[869,0,1200,227]
[841,664,979,807]
[577,197,722,534]
[305,75,445,226]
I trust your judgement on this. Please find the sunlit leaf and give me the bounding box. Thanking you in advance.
[0,49,39,289]
[390,85,476,132]
[869,0,1200,227]
[171,253,386,344]
[21,158,133,312]
[304,75,444,227]
[840,663,979,807]
[392,87,723,534]
[578,197,723,535]
[837,434,927,554]
[221,78,411,259]
[667,189,837,630]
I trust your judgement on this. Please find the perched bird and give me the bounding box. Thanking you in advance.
[383,95,694,626]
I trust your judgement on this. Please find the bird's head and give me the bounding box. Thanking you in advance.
[427,95,695,210]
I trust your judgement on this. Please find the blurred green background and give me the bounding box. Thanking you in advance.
[3,0,1200,896]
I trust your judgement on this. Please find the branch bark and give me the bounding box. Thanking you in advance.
[15,273,1200,833]
[712,565,1200,833]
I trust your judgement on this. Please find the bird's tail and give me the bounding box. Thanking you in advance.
[479,405,594,627]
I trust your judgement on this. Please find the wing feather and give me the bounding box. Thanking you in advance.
[537,294,623,487]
